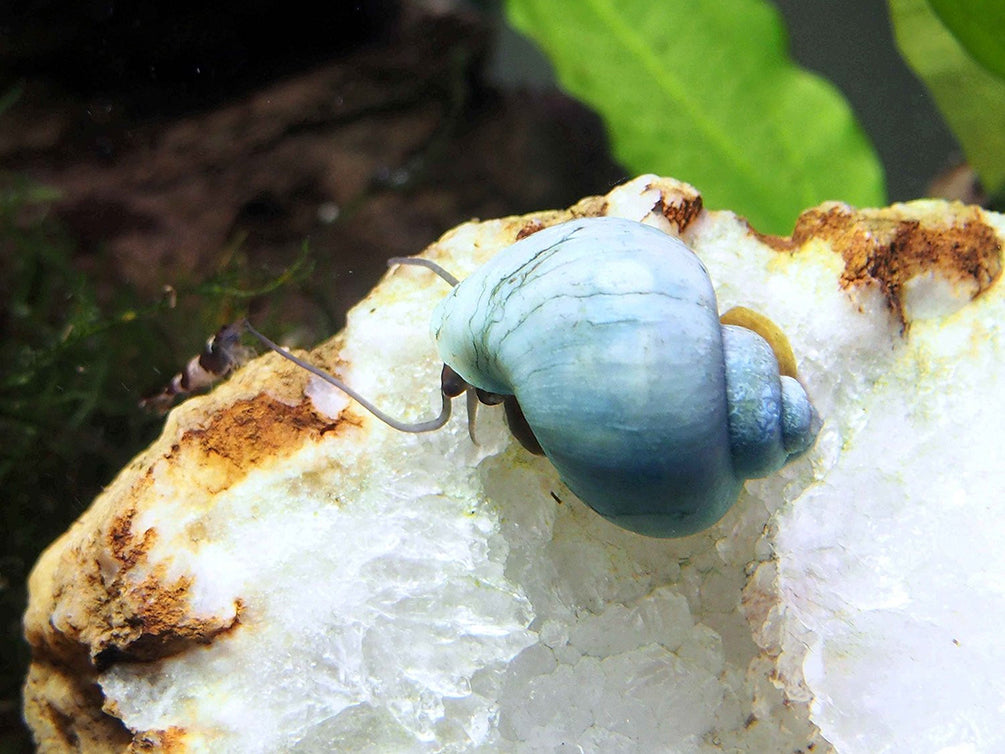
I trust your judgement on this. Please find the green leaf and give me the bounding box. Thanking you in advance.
[890,0,1005,197]
[505,0,886,234]
[926,0,1005,81]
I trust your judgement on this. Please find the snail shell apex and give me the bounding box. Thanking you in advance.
[430,217,820,538]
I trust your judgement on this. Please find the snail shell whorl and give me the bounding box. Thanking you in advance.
[722,326,789,479]
[430,217,818,537]
[721,326,819,477]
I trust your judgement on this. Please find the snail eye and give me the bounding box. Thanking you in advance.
[440,364,469,398]
[475,389,506,406]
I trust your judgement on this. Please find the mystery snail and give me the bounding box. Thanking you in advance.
[245,216,820,538]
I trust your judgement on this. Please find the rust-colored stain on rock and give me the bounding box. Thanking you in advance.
[164,394,335,497]
[22,665,134,752]
[23,387,340,752]
[649,181,704,233]
[88,394,334,664]
[95,515,246,668]
[515,218,547,240]
[762,203,1003,329]
[512,178,703,242]
[126,726,188,752]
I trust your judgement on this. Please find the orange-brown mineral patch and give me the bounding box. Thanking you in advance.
[28,503,243,676]
[31,391,336,667]
[93,564,246,668]
[23,663,134,753]
[508,211,571,242]
[23,385,346,751]
[515,217,547,240]
[515,177,704,242]
[647,178,704,233]
[760,203,1003,330]
[127,726,189,752]
[164,393,336,498]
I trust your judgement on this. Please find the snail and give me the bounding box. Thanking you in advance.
[245,217,820,538]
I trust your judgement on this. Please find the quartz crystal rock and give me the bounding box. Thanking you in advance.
[23,176,1004,752]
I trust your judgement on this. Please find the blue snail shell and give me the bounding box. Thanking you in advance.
[430,217,819,537]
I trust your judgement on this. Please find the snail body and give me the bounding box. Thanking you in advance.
[246,216,819,538]
[430,217,818,537]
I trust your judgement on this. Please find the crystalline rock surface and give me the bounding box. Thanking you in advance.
[22,176,1005,753]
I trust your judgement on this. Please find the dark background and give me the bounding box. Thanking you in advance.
[0,0,960,750]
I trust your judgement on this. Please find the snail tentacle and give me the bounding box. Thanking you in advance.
[243,321,452,433]
[388,257,459,287]
[465,387,480,445]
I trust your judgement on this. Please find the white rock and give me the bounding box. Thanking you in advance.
[23,177,1004,753]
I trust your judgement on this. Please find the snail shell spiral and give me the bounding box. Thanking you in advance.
[431,217,818,537]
